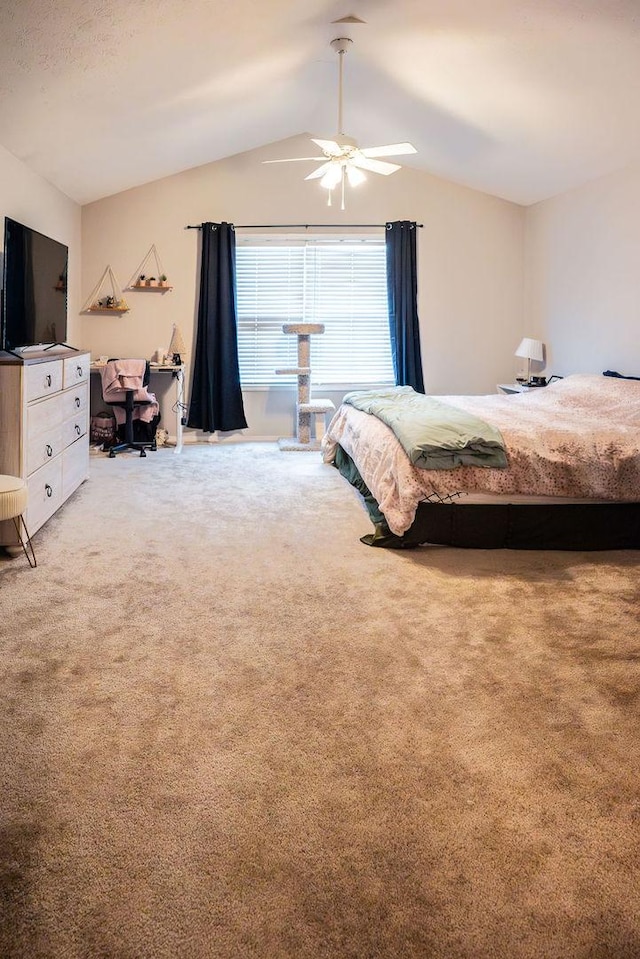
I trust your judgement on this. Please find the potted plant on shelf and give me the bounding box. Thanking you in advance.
[145,276,157,287]
[158,274,168,288]
[135,274,145,288]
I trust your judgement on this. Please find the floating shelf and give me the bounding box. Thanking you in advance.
[81,265,129,315]
[128,284,173,293]
[86,307,129,315]
[126,244,172,292]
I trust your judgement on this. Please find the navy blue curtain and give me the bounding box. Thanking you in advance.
[187,222,248,432]
[385,220,425,393]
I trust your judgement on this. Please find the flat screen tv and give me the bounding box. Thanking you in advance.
[1,217,68,351]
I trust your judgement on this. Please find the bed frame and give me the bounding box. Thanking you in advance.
[334,445,640,550]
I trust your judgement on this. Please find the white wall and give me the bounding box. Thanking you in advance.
[80,135,525,439]
[525,162,640,377]
[0,143,81,337]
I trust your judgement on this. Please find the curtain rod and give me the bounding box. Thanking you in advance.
[185,223,423,230]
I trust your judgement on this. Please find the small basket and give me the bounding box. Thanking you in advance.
[90,411,117,446]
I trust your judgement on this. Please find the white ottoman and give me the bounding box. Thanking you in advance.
[0,475,37,567]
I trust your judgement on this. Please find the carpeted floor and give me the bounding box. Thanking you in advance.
[1,443,639,959]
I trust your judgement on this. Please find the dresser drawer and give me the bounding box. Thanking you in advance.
[62,382,88,419]
[63,354,90,388]
[62,408,89,448]
[27,392,64,440]
[26,424,63,476]
[26,458,63,534]
[25,360,63,402]
[63,437,90,499]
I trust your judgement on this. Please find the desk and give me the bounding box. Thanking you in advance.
[91,362,186,453]
[497,383,529,394]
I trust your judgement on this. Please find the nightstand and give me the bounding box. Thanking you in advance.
[497,383,529,394]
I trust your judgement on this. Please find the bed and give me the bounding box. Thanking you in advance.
[322,374,640,549]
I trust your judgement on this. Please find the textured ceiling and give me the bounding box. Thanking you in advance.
[1,0,640,205]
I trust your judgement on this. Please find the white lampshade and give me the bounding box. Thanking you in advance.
[346,164,366,187]
[320,164,343,190]
[515,337,544,362]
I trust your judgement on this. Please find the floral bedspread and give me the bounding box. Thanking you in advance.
[322,374,640,535]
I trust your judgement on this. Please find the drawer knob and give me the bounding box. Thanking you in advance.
[75,424,81,435]
[45,484,53,498]
[45,374,52,387]
[75,396,81,408]
[46,444,53,457]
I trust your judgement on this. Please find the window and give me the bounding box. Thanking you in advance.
[235,237,394,386]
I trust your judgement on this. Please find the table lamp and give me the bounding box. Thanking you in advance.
[167,324,186,366]
[515,337,544,385]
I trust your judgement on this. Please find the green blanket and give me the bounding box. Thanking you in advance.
[343,386,508,470]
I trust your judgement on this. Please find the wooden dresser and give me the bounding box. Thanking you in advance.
[0,349,90,547]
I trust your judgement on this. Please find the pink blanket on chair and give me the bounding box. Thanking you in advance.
[100,359,159,425]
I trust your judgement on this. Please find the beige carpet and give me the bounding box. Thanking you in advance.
[1,443,639,959]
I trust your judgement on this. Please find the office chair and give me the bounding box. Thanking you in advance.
[100,359,158,458]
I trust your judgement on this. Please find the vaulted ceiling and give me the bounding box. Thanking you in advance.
[2,0,640,206]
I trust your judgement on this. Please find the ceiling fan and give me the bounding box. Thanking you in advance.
[264,37,417,210]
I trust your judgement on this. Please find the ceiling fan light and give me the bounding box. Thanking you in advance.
[319,165,342,190]
[346,164,366,187]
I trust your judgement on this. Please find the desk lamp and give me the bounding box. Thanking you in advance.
[515,337,544,385]
[167,324,186,366]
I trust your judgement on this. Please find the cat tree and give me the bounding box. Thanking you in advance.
[276,323,335,451]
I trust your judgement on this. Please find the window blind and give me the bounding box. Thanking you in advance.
[235,238,394,386]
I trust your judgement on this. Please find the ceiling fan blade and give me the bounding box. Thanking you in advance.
[311,138,343,155]
[263,157,326,164]
[359,142,417,158]
[353,156,402,176]
[304,162,335,181]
